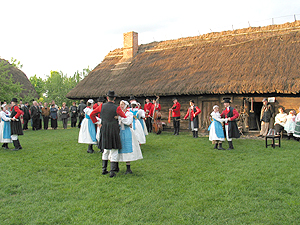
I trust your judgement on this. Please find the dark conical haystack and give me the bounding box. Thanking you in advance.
[0,58,38,99]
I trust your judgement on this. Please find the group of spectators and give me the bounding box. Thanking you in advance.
[258,98,300,140]
[17,100,60,130]
[0,100,85,131]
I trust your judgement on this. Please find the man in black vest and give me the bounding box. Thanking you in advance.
[10,98,24,150]
[220,98,240,150]
[93,91,126,178]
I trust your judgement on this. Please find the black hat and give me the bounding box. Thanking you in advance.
[189,100,194,103]
[128,95,136,101]
[106,90,117,97]
[97,96,105,102]
[223,98,231,103]
[11,98,18,103]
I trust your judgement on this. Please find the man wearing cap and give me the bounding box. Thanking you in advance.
[220,98,240,149]
[169,97,181,135]
[10,98,24,150]
[90,90,127,178]
[258,98,274,137]
[184,100,201,138]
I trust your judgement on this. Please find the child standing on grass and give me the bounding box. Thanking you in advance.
[78,99,98,153]
[284,110,296,140]
[208,105,228,150]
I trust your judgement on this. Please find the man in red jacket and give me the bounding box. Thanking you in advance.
[169,97,181,135]
[10,98,24,151]
[220,98,240,150]
[143,97,153,133]
[184,100,201,138]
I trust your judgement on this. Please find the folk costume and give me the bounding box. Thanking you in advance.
[171,98,181,135]
[220,98,240,150]
[144,99,153,133]
[0,105,12,149]
[284,112,296,139]
[90,91,126,177]
[78,100,98,153]
[138,106,148,136]
[183,100,201,138]
[208,106,227,150]
[130,102,146,144]
[274,110,287,135]
[293,111,300,139]
[117,101,143,174]
[10,98,24,151]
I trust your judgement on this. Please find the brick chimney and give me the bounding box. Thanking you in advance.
[123,31,138,59]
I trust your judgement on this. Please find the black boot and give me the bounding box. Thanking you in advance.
[194,131,198,138]
[227,141,234,150]
[2,143,5,148]
[87,144,94,153]
[102,160,109,175]
[214,143,218,149]
[4,143,9,149]
[287,135,291,140]
[218,143,225,150]
[192,131,195,138]
[116,162,120,173]
[12,140,22,151]
[125,164,133,174]
[110,162,118,178]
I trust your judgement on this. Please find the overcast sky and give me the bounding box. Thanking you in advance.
[1,0,299,79]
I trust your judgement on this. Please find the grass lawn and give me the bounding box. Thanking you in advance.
[0,125,300,224]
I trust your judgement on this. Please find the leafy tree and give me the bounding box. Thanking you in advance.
[45,71,77,106]
[73,66,90,83]
[29,75,45,99]
[27,67,91,107]
[0,60,23,102]
[9,57,23,70]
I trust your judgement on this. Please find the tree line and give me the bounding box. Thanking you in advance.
[29,68,90,106]
[0,57,89,106]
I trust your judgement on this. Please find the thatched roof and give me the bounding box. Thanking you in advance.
[0,59,38,98]
[67,21,300,99]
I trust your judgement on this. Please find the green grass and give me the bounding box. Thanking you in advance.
[0,126,300,224]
